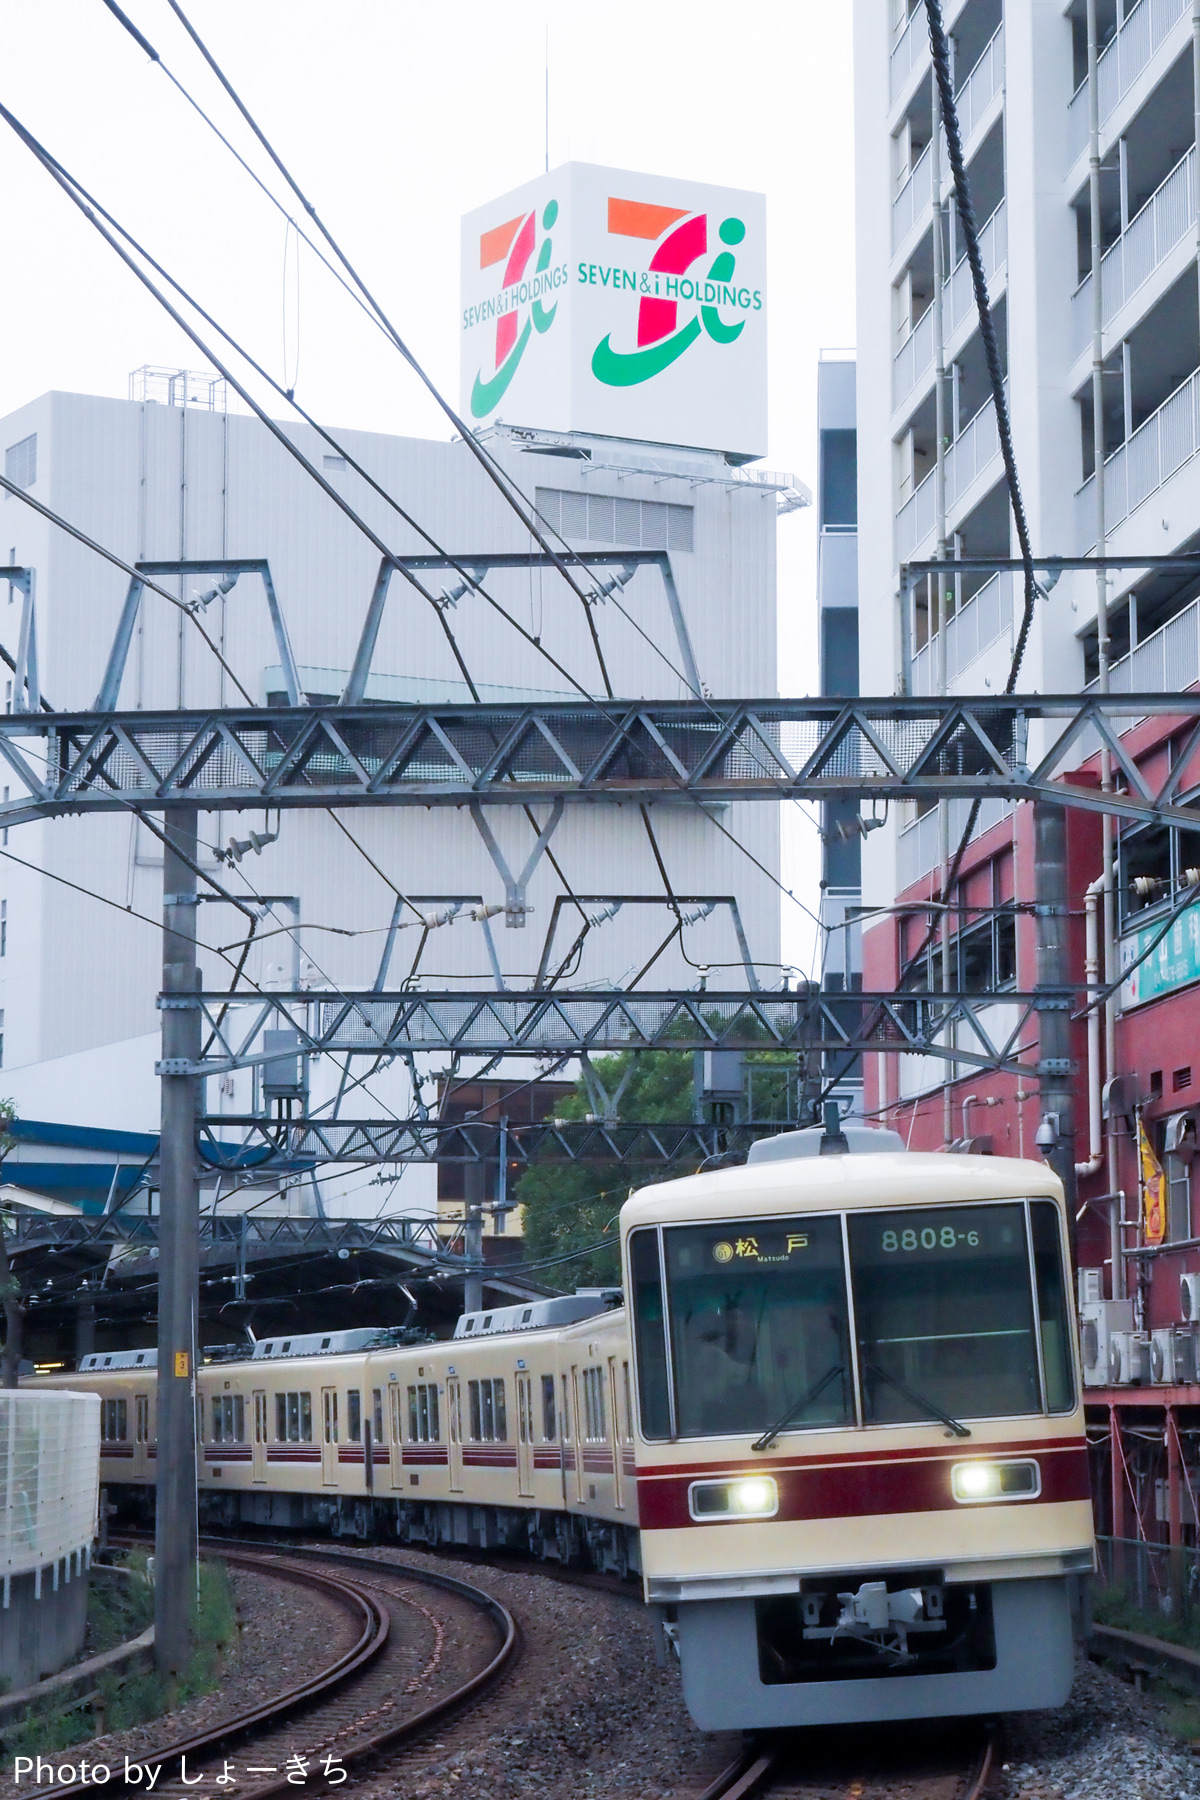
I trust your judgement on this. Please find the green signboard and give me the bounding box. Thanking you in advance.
[1121,900,1200,1007]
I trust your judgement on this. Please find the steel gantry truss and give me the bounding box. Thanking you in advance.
[2,691,1198,828]
[182,985,1053,1078]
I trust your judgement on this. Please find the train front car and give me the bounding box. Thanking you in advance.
[622,1127,1093,1729]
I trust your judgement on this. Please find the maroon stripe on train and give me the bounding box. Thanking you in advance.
[463,1449,518,1466]
[102,1446,134,1457]
[636,1433,1087,1482]
[635,1444,1092,1530]
[533,1451,561,1468]
[338,1448,366,1463]
[205,1448,251,1461]
[402,1448,449,1464]
[267,1449,321,1461]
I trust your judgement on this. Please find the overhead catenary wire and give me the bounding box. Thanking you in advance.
[0,470,255,706]
[0,98,832,962]
[152,0,619,697]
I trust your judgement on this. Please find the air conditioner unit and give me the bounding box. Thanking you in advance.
[1078,1268,1103,1308]
[1151,1325,1198,1385]
[1181,1274,1200,1322]
[1080,1299,1134,1386]
[1155,1478,1200,1526]
[1108,1330,1152,1385]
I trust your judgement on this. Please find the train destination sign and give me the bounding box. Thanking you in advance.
[460,161,767,458]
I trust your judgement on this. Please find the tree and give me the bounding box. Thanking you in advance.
[515,1051,696,1290]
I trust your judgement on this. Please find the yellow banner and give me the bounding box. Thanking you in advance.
[1139,1117,1167,1245]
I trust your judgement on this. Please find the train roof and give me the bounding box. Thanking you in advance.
[621,1149,1064,1228]
[454,1291,621,1339]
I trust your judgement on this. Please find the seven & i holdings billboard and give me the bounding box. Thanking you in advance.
[460,162,767,460]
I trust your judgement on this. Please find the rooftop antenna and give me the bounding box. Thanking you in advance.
[819,1099,849,1156]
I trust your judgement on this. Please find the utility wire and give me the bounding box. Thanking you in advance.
[0,471,255,705]
[110,0,616,696]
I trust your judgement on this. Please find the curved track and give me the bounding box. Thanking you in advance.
[27,1540,518,1800]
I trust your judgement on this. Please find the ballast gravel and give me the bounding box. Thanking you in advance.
[995,1656,1200,1800]
[0,1566,358,1795]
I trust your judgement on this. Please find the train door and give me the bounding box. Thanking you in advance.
[447,1378,463,1492]
[570,1366,585,1503]
[252,1390,268,1483]
[133,1394,150,1480]
[607,1358,623,1509]
[389,1384,404,1489]
[515,1373,534,1498]
[321,1387,339,1485]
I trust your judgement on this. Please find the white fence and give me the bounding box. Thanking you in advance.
[1072,147,1194,360]
[0,1391,99,1579]
[897,797,1014,888]
[893,203,1007,413]
[1067,0,1189,166]
[956,24,1004,146]
[1076,364,1200,549]
[893,140,933,253]
[910,573,1015,696]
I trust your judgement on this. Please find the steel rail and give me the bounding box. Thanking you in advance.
[36,1539,520,1800]
[24,1548,389,1799]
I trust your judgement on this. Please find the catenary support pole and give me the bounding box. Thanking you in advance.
[463,1161,485,1315]
[155,807,201,1679]
[1034,803,1078,1230]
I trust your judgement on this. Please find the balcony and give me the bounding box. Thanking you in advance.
[1071,147,1194,362]
[896,391,1004,561]
[910,572,1015,696]
[1076,363,1200,548]
[890,6,928,105]
[1078,591,1200,755]
[893,202,1007,413]
[1067,0,1189,168]
[955,23,1004,147]
[893,140,933,255]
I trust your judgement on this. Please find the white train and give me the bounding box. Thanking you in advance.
[34,1124,1094,1728]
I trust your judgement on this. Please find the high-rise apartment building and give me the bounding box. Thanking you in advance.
[855,0,1200,1544]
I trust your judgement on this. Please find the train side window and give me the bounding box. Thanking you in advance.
[101,1398,127,1442]
[561,1374,571,1440]
[135,1395,149,1444]
[467,1378,506,1442]
[1031,1201,1076,1412]
[212,1395,245,1443]
[541,1373,556,1441]
[277,1391,313,1442]
[372,1389,383,1443]
[407,1382,440,1442]
[347,1390,362,1442]
[195,1397,204,1443]
[622,1362,633,1442]
[583,1367,606,1440]
[628,1228,670,1438]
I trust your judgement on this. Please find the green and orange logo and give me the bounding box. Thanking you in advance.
[466,200,566,419]
[586,196,760,388]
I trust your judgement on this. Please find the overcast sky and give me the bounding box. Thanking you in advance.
[0,0,856,975]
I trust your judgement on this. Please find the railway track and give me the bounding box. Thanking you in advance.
[696,1722,996,1800]
[22,1540,517,1800]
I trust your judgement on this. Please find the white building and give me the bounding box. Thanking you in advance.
[854,0,1200,1098]
[0,374,794,1215]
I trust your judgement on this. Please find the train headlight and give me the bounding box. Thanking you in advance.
[688,1476,779,1520]
[951,1460,1041,1503]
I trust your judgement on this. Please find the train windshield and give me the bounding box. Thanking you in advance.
[630,1198,1074,1440]
[849,1204,1041,1426]
[648,1214,854,1439]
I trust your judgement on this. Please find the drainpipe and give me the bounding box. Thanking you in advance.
[1076,875,1105,1180]
[931,76,954,1149]
[1089,0,1121,1282]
